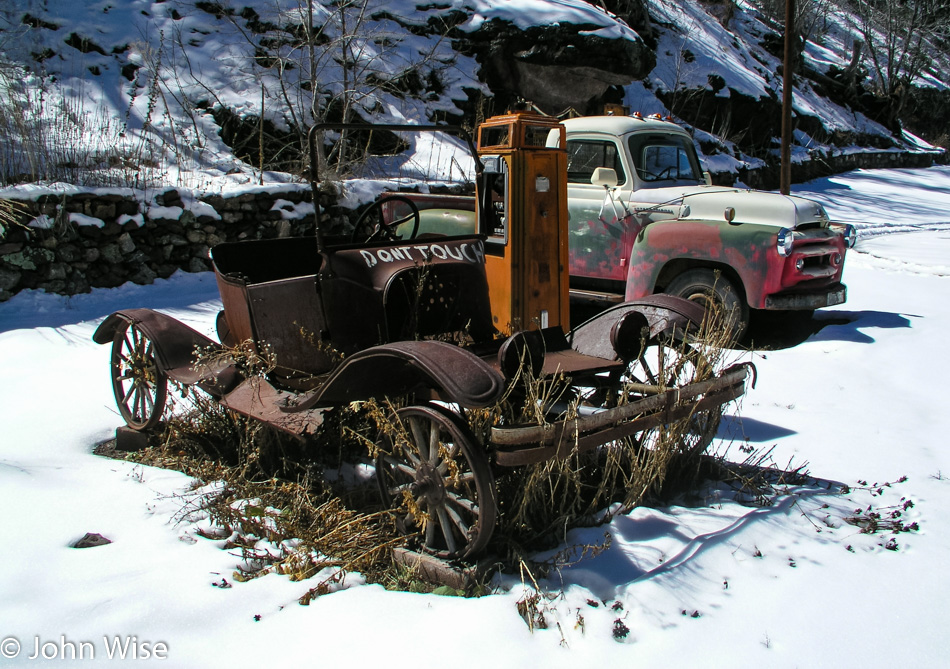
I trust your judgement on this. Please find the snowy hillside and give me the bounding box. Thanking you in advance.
[1,0,945,191]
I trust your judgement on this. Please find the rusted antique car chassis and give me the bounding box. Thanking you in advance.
[94,120,751,561]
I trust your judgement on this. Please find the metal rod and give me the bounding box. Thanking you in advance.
[780,0,796,195]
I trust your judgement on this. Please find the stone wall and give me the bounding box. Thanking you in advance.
[0,184,320,301]
[728,148,939,190]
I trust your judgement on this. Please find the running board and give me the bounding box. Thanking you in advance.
[569,288,624,303]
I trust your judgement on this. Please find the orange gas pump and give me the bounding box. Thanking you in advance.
[476,112,569,333]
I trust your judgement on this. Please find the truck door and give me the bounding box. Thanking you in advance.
[564,137,631,287]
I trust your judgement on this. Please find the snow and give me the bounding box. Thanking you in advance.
[2,0,950,664]
[2,167,950,666]
[461,0,638,37]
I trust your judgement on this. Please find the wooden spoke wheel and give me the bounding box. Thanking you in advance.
[615,339,722,454]
[110,321,168,431]
[376,403,495,560]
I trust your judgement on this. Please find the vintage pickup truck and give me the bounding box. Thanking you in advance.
[555,114,856,339]
[386,113,856,340]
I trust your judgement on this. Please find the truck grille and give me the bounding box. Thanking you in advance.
[786,232,844,283]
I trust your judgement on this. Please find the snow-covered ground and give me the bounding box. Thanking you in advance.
[2,167,950,666]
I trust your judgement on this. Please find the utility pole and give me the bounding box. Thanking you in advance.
[780,0,795,195]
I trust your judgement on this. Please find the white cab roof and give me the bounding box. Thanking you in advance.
[560,115,690,137]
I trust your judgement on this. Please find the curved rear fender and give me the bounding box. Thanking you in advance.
[93,308,222,384]
[286,340,504,411]
[569,295,706,359]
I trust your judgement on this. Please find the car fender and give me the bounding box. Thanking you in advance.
[93,308,233,389]
[624,219,780,308]
[284,340,505,411]
[569,294,707,360]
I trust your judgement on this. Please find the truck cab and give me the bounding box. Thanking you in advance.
[551,114,855,340]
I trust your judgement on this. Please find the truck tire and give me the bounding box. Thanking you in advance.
[665,269,749,343]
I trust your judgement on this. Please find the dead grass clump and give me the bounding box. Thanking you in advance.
[701,443,812,507]
[121,388,412,597]
[486,312,739,557]
[0,199,28,238]
[200,474,402,604]
[162,388,309,480]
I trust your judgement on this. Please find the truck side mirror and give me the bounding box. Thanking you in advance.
[591,167,624,221]
[703,171,712,186]
[591,167,619,189]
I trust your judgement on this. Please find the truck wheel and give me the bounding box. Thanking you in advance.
[665,269,749,343]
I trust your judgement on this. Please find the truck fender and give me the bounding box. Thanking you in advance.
[284,340,505,411]
[569,295,707,360]
[92,308,237,391]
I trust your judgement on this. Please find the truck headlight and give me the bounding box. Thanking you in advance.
[843,224,857,248]
[776,228,794,257]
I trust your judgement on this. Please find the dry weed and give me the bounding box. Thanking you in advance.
[119,383,407,595]
[473,309,741,558]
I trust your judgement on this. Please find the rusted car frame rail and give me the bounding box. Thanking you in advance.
[492,363,751,465]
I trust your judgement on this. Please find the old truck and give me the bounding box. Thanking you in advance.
[555,114,856,339]
[93,112,752,560]
[388,113,857,340]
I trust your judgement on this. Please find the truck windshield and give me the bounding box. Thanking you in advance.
[628,133,703,187]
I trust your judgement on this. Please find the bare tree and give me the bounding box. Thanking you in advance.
[162,0,466,177]
[850,0,950,130]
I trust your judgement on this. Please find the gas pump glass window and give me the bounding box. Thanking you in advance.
[565,140,626,185]
[481,155,508,243]
[629,133,702,186]
[480,126,510,149]
[523,124,554,147]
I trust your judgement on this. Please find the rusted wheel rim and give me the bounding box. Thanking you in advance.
[376,403,495,560]
[110,322,168,431]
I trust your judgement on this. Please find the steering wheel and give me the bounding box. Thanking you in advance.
[351,195,421,243]
[643,166,675,181]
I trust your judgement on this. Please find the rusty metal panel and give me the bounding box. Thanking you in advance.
[247,275,334,378]
[221,377,326,437]
[212,237,324,352]
[324,236,494,349]
[541,349,625,376]
[284,340,504,412]
[214,272,255,346]
[328,237,489,291]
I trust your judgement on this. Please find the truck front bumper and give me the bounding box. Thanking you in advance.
[764,284,846,310]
